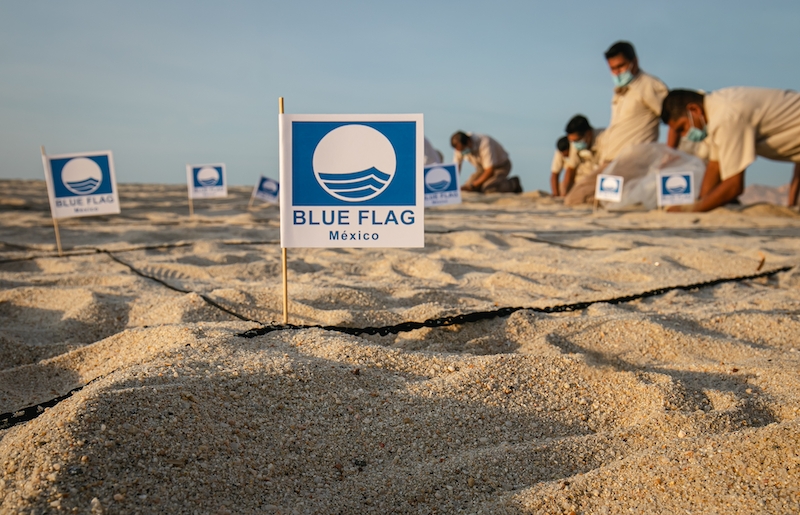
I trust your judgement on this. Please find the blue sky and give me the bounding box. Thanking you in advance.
[1,0,799,191]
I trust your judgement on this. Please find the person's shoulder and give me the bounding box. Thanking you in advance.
[636,70,667,90]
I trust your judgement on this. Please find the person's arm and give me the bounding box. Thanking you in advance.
[789,162,800,208]
[699,160,721,198]
[668,168,744,212]
[562,167,577,194]
[666,126,682,150]
[462,166,494,191]
[550,172,561,196]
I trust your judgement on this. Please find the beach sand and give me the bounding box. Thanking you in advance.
[1,179,799,514]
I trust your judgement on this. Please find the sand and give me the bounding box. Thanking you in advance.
[1,179,799,514]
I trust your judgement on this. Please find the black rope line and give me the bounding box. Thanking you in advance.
[102,252,263,324]
[0,375,107,431]
[237,265,793,339]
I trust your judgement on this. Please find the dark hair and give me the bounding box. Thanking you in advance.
[450,131,470,148]
[660,89,705,124]
[604,41,636,61]
[556,136,570,153]
[565,115,592,137]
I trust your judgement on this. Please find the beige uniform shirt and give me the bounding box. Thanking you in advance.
[565,128,606,182]
[454,133,510,171]
[705,87,800,180]
[602,71,668,162]
[551,150,567,174]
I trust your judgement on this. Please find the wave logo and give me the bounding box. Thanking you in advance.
[61,157,103,195]
[312,125,396,202]
[260,178,279,194]
[600,177,620,193]
[665,175,689,194]
[425,167,452,192]
[196,167,221,187]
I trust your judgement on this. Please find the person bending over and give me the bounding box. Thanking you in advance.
[451,131,520,193]
[661,88,800,211]
[563,115,605,195]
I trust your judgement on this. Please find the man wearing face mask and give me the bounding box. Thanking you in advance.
[563,115,605,197]
[661,88,800,211]
[602,41,668,163]
[451,131,522,193]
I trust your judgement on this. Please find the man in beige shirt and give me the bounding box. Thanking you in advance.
[602,41,668,162]
[661,87,800,211]
[550,136,570,196]
[451,131,520,193]
[563,115,605,195]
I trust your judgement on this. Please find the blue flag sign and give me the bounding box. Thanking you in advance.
[657,171,695,207]
[186,163,227,199]
[424,163,461,207]
[42,150,120,219]
[253,176,280,204]
[280,114,424,248]
[595,174,624,202]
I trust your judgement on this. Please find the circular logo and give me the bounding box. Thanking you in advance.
[197,167,221,186]
[425,167,452,191]
[600,177,619,192]
[665,175,688,194]
[261,180,278,193]
[312,124,396,202]
[61,157,103,195]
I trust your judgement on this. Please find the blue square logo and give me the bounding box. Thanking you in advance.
[599,176,621,194]
[660,173,692,195]
[192,166,224,188]
[258,177,279,196]
[424,164,458,194]
[292,121,416,206]
[51,155,113,198]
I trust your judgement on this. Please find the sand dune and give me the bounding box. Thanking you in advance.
[1,180,799,514]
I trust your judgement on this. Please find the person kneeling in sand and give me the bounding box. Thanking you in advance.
[562,115,606,204]
[661,88,800,211]
[550,136,570,197]
[451,131,522,193]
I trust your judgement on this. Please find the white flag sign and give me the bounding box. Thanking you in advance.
[187,163,227,199]
[252,176,280,204]
[42,150,121,219]
[279,114,424,248]
[595,174,624,202]
[657,171,696,207]
[424,163,461,207]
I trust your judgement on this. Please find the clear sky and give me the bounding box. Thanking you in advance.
[1,0,798,191]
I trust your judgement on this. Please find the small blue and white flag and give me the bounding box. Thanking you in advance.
[279,114,424,248]
[42,150,120,219]
[657,171,695,207]
[595,174,624,203]
[186,163,227,199]
[253,176,280,204]
[424,163,461,207]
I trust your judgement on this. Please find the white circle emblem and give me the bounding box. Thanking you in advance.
[61,157,103,195]
[600,177,619,192]
[197,167,221,186]
[425,167,452,191]
[665,175,688,194]
[312,125,396,202]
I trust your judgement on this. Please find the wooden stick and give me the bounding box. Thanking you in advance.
[248,193,255,210]
[189,197,194,217]
[279,96,289,324]
[53,216,63,257]
[41,145,63,256]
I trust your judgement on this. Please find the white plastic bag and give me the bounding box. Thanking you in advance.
[600,143,704,210]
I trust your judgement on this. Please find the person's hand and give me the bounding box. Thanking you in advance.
[667,203,696,213]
